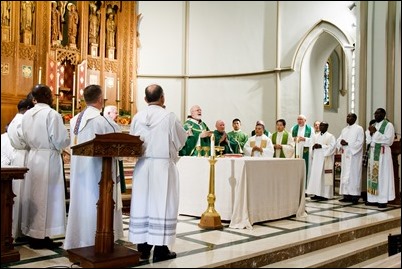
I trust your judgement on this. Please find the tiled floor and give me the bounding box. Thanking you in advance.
[2,197,400,268]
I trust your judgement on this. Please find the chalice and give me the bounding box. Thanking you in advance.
[215,146,225,157]
[202,146,210,157]
[196,145,202,157]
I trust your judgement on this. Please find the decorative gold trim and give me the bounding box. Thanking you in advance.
[56,48,80,65]
[19,44,36,61]
[1,42,15,57]
[88,57,101,71]
[104,59,117,73]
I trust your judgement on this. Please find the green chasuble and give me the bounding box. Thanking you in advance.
[179,119,210,156]
[227,130,248,154]
[213,130,238,155]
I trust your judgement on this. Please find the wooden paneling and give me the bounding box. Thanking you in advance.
[2,1,139,132]
[1,103,18,133]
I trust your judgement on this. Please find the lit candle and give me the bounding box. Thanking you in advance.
[56,71,60,94]
[72,71,76,97]
[211,133,215,157]
[38,67,42,84]
[72,71,76,116]
[130,80,134,102]
[117,78,120,100]
[104,78,107,99]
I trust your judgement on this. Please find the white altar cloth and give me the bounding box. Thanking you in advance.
[177,156,306,229]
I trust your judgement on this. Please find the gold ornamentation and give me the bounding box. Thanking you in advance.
[104,59,118,73]
[56,48,80,65]
[19,44,36,60]
[1,41,14,57]
[87,57,101,71]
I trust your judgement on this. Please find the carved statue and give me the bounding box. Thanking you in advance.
[51,1,62,43]
[89,2,100,44]
[136,13,143,48]
[1,1,11,26]
[21,1,35,32]
[106,12,116,48]
[58,1,68,22]
[68,3,79,46]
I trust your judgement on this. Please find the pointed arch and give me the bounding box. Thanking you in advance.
[289,20,355,126]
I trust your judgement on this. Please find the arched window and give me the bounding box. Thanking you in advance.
[323,50,341,112]
[323,59,331,107]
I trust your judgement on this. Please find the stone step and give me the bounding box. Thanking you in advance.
[261,226,401,268]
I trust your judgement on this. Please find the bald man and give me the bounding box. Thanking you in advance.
[212,120,238,155]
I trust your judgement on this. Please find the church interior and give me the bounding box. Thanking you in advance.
[1,1,401,268]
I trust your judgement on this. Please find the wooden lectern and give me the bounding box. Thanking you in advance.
[1,167,28,263]
[68,133,143,268]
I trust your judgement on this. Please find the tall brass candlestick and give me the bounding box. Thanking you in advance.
[198,156,223,230]
[130,100,134,116]
[55,93,60,113]
[72,71,76,116]
[72,96,75,116]
[116,99,120,114]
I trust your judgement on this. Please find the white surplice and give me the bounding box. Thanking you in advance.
[365,120,395,204]
[336,123,364,196]
[20,103,70,239]
[64,106,124,250]
[243,134,274,157]
[306,132,336,199]
[1,132,14,166]
[7,113,29,239]
[128,105,187,246]
[271,131,295,158]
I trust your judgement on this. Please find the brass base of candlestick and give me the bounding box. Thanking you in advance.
[199,206,223,230]
[198,156,223,230]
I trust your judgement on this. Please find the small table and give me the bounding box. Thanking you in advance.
[1,166,28,263]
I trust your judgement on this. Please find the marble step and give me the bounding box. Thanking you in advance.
[261,227,401,268]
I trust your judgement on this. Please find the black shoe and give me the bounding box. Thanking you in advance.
[46,241,63,249]
[378,203,387,208]
[44,237,62,249]
[153,251,177,263]
[137,242,153,260]
[311,195,320,200]
[365,201,378,206]
[339,198,351,202]
[29,238,49,249]
[153,246,177,263]
[15,236,30,243]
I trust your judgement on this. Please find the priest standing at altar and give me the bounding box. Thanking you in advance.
[179,105,212,156]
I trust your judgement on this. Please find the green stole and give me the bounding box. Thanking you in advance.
[292,124,312,186]
[367,120,388,195]
[272,131,289,158]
